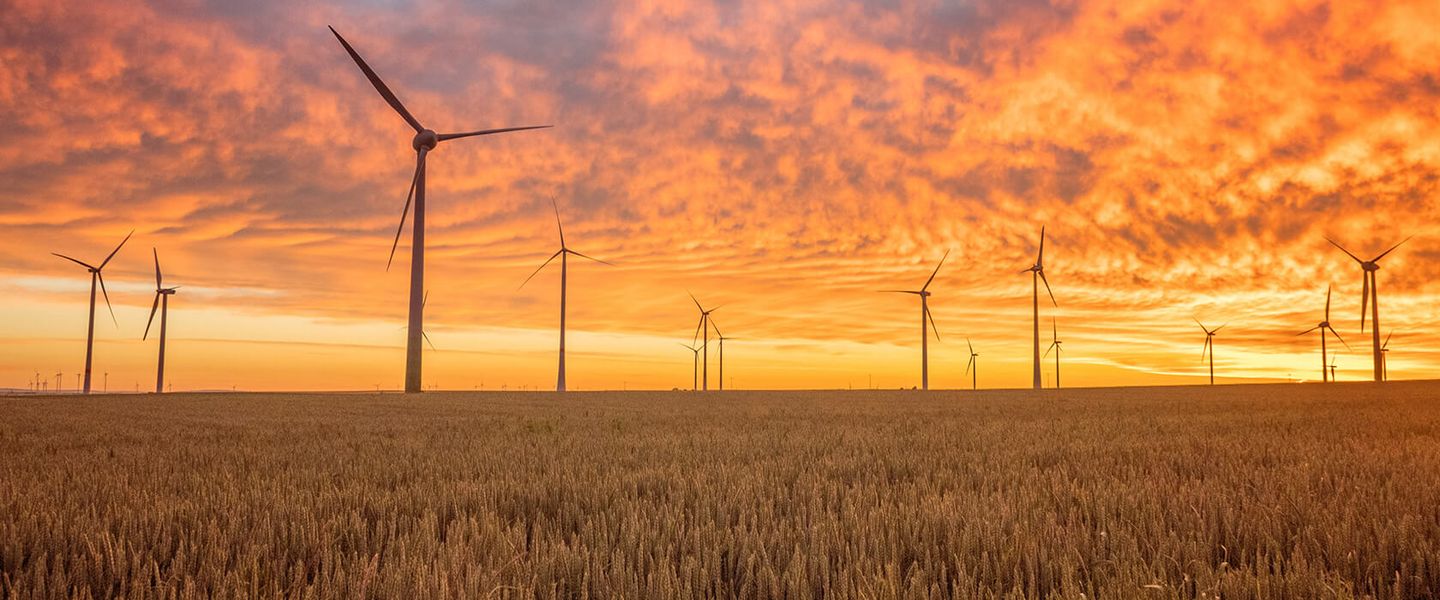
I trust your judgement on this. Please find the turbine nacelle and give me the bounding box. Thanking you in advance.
[412,129,439,151]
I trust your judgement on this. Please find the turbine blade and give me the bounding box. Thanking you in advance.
[436,125,552,142]
[925,305,941,342]
[98,230,133,270]
[1372,235,1413,262]
[1328,326,1351,351]
[423,289,429,308]
[1037,226,1046,267]
[551,196,565,248]
[690,292,704,313]
[1297,325,1320,336]
[691,316,704,346]
[143,293,160,340]
[153,247,163,289]
[1324,285,1331,321]
[921,249,949,292]
[328,26,424,133]
[1039,271,1057,306]
[1361,272,1370,332]
[1201,336,1210,362]
[1213,323,1228,334]
[566,249,615,266]
[709,318,723,339]
[1194,318,1208,332]
[965,356,974,376]
[967,337,974,355]
[518,250,563,289]
[1325,237,1365,264]
[422,330,436,350]
[387,148,425,271]
[1044,342,1056,358]
[97,272,117,328]
[52,253,95,270]
[1382,331,1393,350]
[880,290,923,295]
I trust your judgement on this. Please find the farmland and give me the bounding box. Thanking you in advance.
[3,382,1440,598]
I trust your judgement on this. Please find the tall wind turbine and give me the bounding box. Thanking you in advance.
[330,26,551,393]
[965,338,979,391]
[52,231,132,394]
[1196,319,1224,385]
[690,295,720,391]
[1023,228,1057,390]
[1297,286,1348,382]
[519,199,614,392]
[143,249,179,394]
[680,343,700,390]
[882,251,948,390]
[1326,236,1410,382]
[1045,317,1063,389]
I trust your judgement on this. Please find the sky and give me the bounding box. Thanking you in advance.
[1,0,1437,392]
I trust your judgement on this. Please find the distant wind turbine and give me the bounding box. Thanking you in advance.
[330,26,551,393]
[680,343,700,390]
[52,231,132,394]
[1326,236,1411,382]
[1297,286,1349,382]
[519,198,614,392]
[1329,355,1338,381]
[143,249,179,394]
[1023,228,1057,390]
[965,338,979,390]
[690,295,720,391]
[1196,319,1225,385]
[1381,331,1393,381]
[1044,317,1063,389]
[882,251,948,391]
[711,319,736,391]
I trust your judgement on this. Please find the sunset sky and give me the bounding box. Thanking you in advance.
[2,0,1437,391]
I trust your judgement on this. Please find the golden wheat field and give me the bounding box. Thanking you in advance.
[3,382,1440,599]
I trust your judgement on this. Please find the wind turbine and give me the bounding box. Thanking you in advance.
[965,338,979,390]
[1196,319,1225,385]
[1044,317,1063,389]
[882,251,948,391]
[1023,228,1057,390]
[689,295,720,391]
[711,319,736,391]
[1329,355,1338,381]
[1326,236,1411,382]
[1297,286,1349,382]
[519,199,614,392]
[1381,331,1393,381]
[143,249,179,394]
[52,231,132,394]
[680,343,700,390]
[330,26,551,393]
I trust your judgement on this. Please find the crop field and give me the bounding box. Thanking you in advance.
[3,382,1440,598]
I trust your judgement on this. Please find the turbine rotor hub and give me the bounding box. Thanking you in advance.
[413,129,439,151]
[1363,262,1378,271]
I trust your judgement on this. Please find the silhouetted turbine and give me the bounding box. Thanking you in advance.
[882,250,948,391]
[519,198,614,392]
[680,343,700,391]
[1196,319,1225,385]
[330,26,551,393]
[690,295,721,391]
[1296,285,1349,383]
[52,231,131,394]
[143,248,180,394]
[1044,317,1063,389]
[1326,236,1410,382]
[711,319,736,391]
[1381,331,1393,381]
[1023,228,1057,390]
[965,338,979,391]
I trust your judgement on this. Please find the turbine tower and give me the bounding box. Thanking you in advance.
[330,26,551,393]
[882,251,948,391]
[1023,228,1057,390]
[1196,319,1224,385]
[965,338,979,391]
[143,249,180,394]
[711,320,736,391]
[519,198,614,392]
[1326,236,1409,382]
[690,295,720,391]
[1297,286,1348,382]
[1045,317,1063,389]
[52,231,132,394]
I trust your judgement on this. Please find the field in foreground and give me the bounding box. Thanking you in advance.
[3,383,1440,599]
